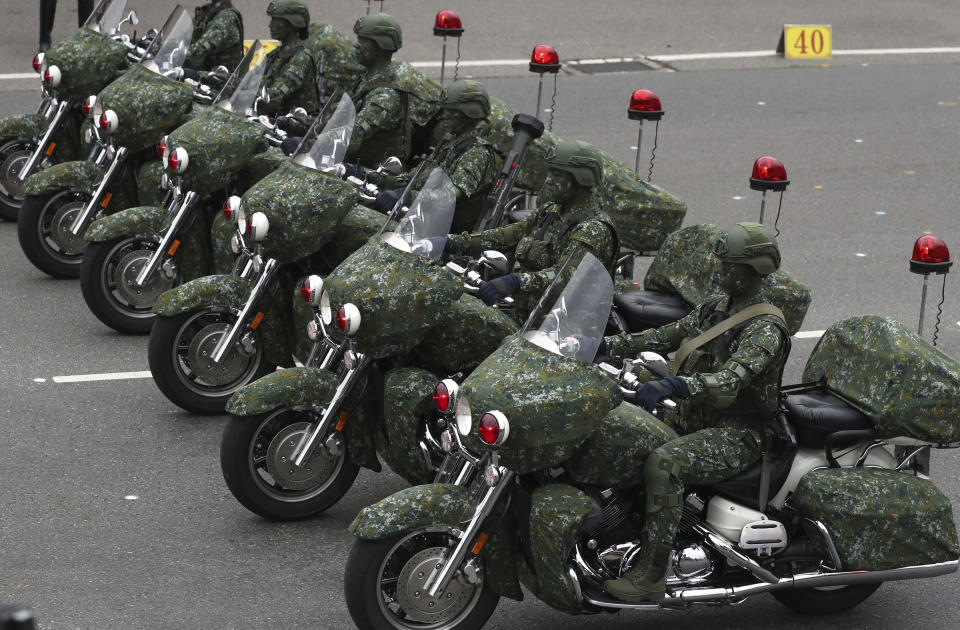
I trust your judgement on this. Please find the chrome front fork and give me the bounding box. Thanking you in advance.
[291,353,369,467]
[134,191,197,286]
[209,257,278,364]
[425,463,514,598]
[69,145,127,236]
[433,428,479,486]
[18,99,70,181]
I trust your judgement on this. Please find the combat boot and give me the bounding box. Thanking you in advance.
[602,541,672,603]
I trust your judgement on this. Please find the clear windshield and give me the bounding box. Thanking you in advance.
[381,169,457,261]
[520,252,613,362]
[83,0,128,34]
[292,93,356,172]
[215,41,267,116]
[141,5,193,76]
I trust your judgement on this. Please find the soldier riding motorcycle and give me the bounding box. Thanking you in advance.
[219,168,516,520]
[344,252,960,629]
[78,40,292,334]
[0,0,141,221]
[147,93,374,414]
[17,5,210,278]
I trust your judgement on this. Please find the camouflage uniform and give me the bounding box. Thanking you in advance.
[447,193,618,320]
[348,61,410,167]
[185,0,244,71]
[305,22,363,98]
[261,35,319,116]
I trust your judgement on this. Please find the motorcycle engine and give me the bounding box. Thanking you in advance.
[666,542,716,585]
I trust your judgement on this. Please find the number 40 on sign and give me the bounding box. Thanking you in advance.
[783,25,832,58]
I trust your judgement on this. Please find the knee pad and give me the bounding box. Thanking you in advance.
[644,449,683,514]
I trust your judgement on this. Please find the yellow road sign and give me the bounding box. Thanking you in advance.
[783,25,832,59]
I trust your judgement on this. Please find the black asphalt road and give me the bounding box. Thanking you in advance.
[2,9,960,628]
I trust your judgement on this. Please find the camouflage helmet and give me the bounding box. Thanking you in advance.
[266,0,310,29]
[353,13,403,52]
[546,139,604,187]
[440,80,490,119]
[713,221,781,275]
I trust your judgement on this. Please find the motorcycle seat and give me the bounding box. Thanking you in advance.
[783,391,873,449]
[613,290,693,333]
[710,416,798,511]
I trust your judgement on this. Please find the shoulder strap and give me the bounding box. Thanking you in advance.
[672,303,787,375]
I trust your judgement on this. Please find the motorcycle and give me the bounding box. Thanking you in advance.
[219,169,517,520]
[344,253,960,629]
[17,4,212,278]
[0,0,141,221]
[78,40,294,334]
[148,93,374,414]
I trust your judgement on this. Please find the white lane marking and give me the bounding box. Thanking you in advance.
[33,378,46,383]
[649,50,776,62]
[0,73,37,80]
[124,495,138,500]
[52,370,151,383]
[795,330,826,339]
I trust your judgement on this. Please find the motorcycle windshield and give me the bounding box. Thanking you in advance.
[214,40,267,116]
[381,169,456,262]
[520,252,613,363]
[292,93,356,173]
[140,5,193,76]
[83,0,128,34]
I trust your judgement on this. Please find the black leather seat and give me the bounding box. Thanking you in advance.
[783,391,873,449]
[710,416,798,511]
[613,290,693,332]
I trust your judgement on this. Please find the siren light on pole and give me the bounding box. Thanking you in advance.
[749,156,789,224]
[910,235,952,343]
[529,45,561,130]
[627,89,663,179]
[433,11,464,84]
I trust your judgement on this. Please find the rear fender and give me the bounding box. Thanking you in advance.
[84,205,166,242]
[0,113,45,141]
[152,274,246,317]
[225,366,337,416]
[22,160,101,196]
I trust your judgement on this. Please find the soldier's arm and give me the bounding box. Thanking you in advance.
[446,204,541,258]
[449,144,496,200]
[681,319,786,408]
[264,49,315,113]
[185,11,241,68]
[604,300,713,358]
[347,87,404,157]
[515,219,616,300]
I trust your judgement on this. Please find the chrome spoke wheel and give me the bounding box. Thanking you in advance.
[40,190,90,261]
[253,411,344,499]
[102,238,177,315]
[172,310,262,396]
[0,139,34,213]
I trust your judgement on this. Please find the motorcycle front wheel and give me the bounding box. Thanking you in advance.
[17,189,91,277]
[345,529,500,630]
[148,309,275,414]
[80,237,178,334]
[771,582,881,614]
[220,407,361,520]
[0,138,36,221]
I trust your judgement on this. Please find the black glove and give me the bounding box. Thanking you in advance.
[477,274,520,306]
[633,376,690,412]
[275,116,292,131]
[342,163,365,178]
[374,188,405,214]
[182,67,201,82]
[280,137,300,156]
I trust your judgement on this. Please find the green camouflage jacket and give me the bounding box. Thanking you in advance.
[305,22,363,97]
[607,293,789,432]
[260,35,319,116]
[185,0,244,71]
[448,191,617,317]
[395,128,499,231]
[347,61,408,166]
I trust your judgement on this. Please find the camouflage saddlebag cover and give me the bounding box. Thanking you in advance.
[802,315,960,442]
[642,224,811,335]
[791,468,959,571]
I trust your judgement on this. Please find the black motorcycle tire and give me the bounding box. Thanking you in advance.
[148,309,275,415]
[345,531,500,630]
[0,138,36,221]
[80,237,170,334]
[220,408,360,520]
[770,582,881,614]
[17,189,90,278]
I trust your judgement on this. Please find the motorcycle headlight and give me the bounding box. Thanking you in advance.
[455,395,472,437]
[478,410,509,447]
[432,379,458,414]
[42,65,62,88]
[167,147,188,173]
[335,303,361,336]
[319,290,332,325]
[247,212,269,242]
[299,275,324,305]
[222,195,241,221]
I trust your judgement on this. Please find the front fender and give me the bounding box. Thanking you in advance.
[349,483,471,540]
[152,274,245,317]
[23,159,101,196]
[225,366,337,416]
[85,205,166,242]
[0,113,45,141]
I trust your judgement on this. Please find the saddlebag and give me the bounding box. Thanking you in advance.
[802,315,960,443]
[791,468,960,571]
